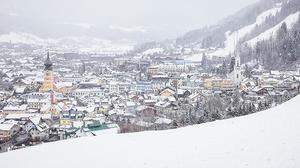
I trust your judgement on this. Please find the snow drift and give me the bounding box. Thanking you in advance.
[1,95,300,168]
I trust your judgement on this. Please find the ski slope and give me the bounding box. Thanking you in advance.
[1,95,300,168]
[210,5,282,57]
[247,11,300,46]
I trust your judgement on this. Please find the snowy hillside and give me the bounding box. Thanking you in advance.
[209,2,300,57]
[247,11,300,46]
[1,95,300,168]
[0,32,54,45]
[212,3,283,57]
[0,32,135,54]
[173,0,300,64]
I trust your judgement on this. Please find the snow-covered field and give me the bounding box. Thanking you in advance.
[1,95,299,168]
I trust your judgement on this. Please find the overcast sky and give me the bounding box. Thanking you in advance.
[1,0,259,39]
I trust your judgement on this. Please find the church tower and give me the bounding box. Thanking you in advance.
[40,52,55,92]
[228,52,243,88]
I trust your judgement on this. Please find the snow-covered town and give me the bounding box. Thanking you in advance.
[0,42,299,152]
[1,0,300,167]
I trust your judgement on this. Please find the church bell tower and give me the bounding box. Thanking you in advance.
[40,52,55,92]
[228,51,243,88]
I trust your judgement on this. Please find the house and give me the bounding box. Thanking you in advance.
[134,82,153,93]
[2,104,28,114]
[204,78,235,91]
[144,99,157,107]
[133,120,154,130]
[177,89,191,98]
[126,101,137,113]
[27,116,50,141]
[252,87,269,95]
[70,87,104,98]
[41,104,62,120]
[59,119,73,129]
[155,101,171,109]
[27,98,49,109]
[5,113,35,121]
[109,81,120,94]
[154,117,173,130]
[13,85,28,94]
[159,87,176,97]
[136,105,157,122]
[56,82,73,94]
[147,65,159,77]
[188,92,204,103]
[0,123,20,142]
[61,108,85,120]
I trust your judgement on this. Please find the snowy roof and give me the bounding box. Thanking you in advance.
[0,123,17,131]
[27,98,49,103]
[3,104,28,111]
[55,82,73,89]
[5,113,36,120]
[135,120,153,127]
[14,85,27,93]
[136,105,152,112]
[177,89,188,95]
[126,101,136,107]
[155,118,172,125]
[155,101,171,108]
[29,116,49,132]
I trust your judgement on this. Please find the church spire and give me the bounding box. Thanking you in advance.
[44,51,53,71]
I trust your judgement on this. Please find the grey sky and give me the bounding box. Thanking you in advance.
[1,0,259,39]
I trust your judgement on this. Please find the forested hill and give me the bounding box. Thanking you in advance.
[175,0,300,69]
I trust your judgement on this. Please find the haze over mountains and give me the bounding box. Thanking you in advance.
[133,0,300,70]
[1,0,300,69]
[0,0,256,44]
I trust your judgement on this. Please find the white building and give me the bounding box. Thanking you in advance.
[70,88,104,98]
[228,53,243,88]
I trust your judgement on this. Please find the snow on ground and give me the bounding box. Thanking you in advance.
[247,11,300,46]
[1,95,300,168]
[210,4,282,57]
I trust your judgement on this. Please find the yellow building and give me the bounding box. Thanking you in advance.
[60,119,72,127]
[40,52,55,92]
[204,78,235,90]
[147,66,159,76]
